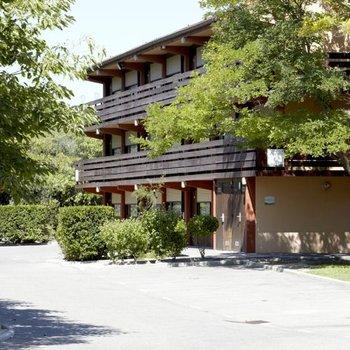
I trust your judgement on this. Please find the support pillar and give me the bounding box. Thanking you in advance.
[120,191,126,219]
[245,177,256,253]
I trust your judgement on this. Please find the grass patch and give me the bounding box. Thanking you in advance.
[307,264,350,282]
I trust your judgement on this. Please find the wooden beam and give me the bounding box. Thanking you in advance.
[122,62,145,71]
[186,181,213,191]
[161,46,190,56]
[137,54,166,64]
[185,36,210,45]
[100,69,123,77]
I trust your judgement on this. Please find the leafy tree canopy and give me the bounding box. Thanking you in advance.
[17,132,102,206]
[0,0,104,199]
[138,0,350,172]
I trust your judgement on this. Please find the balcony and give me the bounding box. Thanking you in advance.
[87,68,204,129]
[76,139,257,189]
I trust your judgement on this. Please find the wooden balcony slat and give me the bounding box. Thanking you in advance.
[81,160,257,182]
[81,153,255,178]
[88,69,201,126]
[77,140,256,186]
[82,148,255,172]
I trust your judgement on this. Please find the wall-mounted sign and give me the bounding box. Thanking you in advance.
[267,149,285,168]
[264,196,276,205]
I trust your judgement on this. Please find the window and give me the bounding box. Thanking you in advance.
[114,204,121,218]
[167,202,182,216]
[125,204,138,218]
[125,144,138,154]
[197,202,211,216]
[112,147,122,156]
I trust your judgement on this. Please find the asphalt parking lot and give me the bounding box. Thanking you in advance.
[0,242,349,350]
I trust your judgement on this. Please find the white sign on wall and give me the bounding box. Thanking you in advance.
[267,149,285,168]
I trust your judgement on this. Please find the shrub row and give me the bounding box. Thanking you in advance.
[101,210,187,262]
[0,205,58,244]
[56,206,219,262]
[56,206,117,261]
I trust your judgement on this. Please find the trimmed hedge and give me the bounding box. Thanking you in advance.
[56,206,117,261]
[141,209,187,258]
[101,219,148,262]
[187,215,219,257]
[0,205,58,244]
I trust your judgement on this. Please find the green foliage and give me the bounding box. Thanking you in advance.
[138,0,350,172]
[142,209,187,259]
[56,206,116,261]
[0,0,105,199]
[188,215,219,238]
[132,183,164,213]
[187,215,219,258]
[101,219,148,262]
[20,132,102,206]
[0,205,58,244]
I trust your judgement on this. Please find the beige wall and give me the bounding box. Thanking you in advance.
[256,177,350,253]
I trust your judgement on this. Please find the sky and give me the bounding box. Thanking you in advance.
[46,0,206,105]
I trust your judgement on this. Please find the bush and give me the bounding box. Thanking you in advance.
[101,219,148,262]
[0,205,57,244]
[187,215,219,258]
[56,206,117,261]
[142,209,187,259]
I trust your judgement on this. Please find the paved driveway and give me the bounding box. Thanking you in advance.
[0,243,349,350]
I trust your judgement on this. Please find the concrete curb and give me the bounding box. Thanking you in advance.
[276,267,350,286]
[0,325,14,343]
[167,259,350,286]
[168,258,265,269]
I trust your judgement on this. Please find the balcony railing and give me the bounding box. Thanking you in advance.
[89,68,204,125]
[76,139,257,188]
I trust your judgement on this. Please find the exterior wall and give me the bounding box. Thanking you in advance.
[111,193,121,204]
[197,188,211,202]
[125,191,136,205]
[125,70,138,88]
[256,177,350,253]
[166,55,181,76]
[150,63,163,81]
[111,77,122,93]
[166,188,181,202]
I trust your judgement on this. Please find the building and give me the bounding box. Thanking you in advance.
[76,19,350,254]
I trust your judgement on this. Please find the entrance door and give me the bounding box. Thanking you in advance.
[215,180,245,251]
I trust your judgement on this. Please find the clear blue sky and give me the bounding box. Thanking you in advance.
[47,0,205,104]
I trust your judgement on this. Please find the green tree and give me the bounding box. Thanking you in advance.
[19,132,102,206]
[0,0,104,199]
[138,0,350,172]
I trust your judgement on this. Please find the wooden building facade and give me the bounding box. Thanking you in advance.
[77,19,350,253]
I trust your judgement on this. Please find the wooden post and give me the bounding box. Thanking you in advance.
[245,177,256,253]
[183,189,191,223]
[211,180,217,250]
[161,187,167,208]
[162,61,167,78]
[120,191,126,219]
[103,193,112,206]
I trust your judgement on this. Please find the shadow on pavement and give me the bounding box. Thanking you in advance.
[0,299,122,349]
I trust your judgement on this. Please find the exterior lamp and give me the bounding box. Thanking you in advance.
[181,181,186,189]
[96,187,101,193]
[96,129,100,136]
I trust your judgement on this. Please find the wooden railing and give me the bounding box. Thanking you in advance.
[76,139,257,188]
[89,68,204,125]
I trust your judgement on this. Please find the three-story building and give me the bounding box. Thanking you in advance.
[77,19,350,254]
